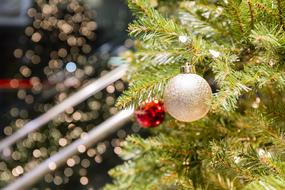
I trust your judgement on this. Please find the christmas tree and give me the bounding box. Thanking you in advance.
[105,0,285,189]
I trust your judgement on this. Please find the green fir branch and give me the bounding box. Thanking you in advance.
[116,64,180,108]
[244,175,285,190]
[128,0,188,49]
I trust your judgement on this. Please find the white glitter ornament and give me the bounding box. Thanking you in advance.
[164,65,212,122]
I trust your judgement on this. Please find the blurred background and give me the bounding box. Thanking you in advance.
[0,0,140,189]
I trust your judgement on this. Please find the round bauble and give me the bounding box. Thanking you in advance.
[135,100,165,128]
[164,73,212,122]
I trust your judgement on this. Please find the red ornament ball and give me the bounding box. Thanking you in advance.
[135,100,165,128]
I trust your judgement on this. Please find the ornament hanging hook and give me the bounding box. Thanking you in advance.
[181,60,196,74]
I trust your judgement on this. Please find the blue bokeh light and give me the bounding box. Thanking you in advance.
[66,62,77,72]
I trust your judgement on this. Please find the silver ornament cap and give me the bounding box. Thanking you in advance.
[164,66,212,122]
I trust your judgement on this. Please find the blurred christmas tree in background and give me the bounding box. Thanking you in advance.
[0,0,137,189]
[104,0,285,189]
